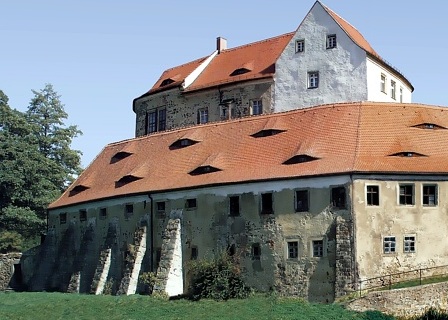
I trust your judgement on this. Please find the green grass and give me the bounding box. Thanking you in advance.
[382,275,448,290]
[0,292,378,320]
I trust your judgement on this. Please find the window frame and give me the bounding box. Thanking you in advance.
[404,235,416,253]
[399,87,403,103]
[295,189,309,212]
[326,34,337,49]
[380,74,386,93]
[197,108,209,124]
[307,71,319,89]
[260,192,274,215]
[191,246,198,260]
[99,208,107,220]
[158,108,166,131]
[147,111,157,134]
[399,184,414,205]
[391,80,396,100]
[383,236,396,254]
[185,198,197,209]
[79,209,87,222]
[251,99,263,115]
[331,186,346,209]
[366,185,380,206]
[296,39,305,53]
[287,241,299,259]
[422,184,438,206]
[312,239,324,257]
[60,212,67,224]
[252,243,261,260]
[229,195,240,216]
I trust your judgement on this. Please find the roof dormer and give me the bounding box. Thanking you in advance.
[111,151,133,164]
[189,165,222,176]
[115,175,142,188]
[251,129,286,138]
[283,154,319,165]
[160,78,175,87]
[68,184,90,197]
[170,138,199,150]
[412,123,446,130]
[389,151,426,157]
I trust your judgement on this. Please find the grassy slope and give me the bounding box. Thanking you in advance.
[0,292,367,320]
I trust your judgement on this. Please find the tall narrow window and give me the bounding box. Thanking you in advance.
[261,192,273,214]
[399,184,414,205]
[391,80,396,100]
[326,34,337,49]
[158,109,166,131]
[295,190,309,212]
[60,213,67,224]
[251,100,263,115]
[331,186,346,209]
[191,246,198,260]
[99,208,107,220]
[404,236,416,253]
[147,111,157,133]
[312,240,324,257]
[380,74,386,93]
[422,185,437,206]
[383,236,396,253]
[400,87,403,103]
[125,204,133,220]
[296,39,305,53]
[252,243,261,260]
[229,196,240,216]
[308,71,319,89]
[287,241,298,259]
[366,185,379,206]
[79,209,87,222]
[197,108,208,124]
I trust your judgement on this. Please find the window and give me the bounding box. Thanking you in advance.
[251,100,263,115]
[331,186,346,209]
[380,74,386,93]
[158,109,166,131]
[287,241,298,259]
[308,71,319,89]
[79,209,87,222]
[99,208,107,220]
[156,201,166,212]
[189,165,221,175]
[186,198,197,209]
[391,80,396,100]
[252,243,261,260]
[383,236,396,254]
[125,204,133,219]
[155,248,162,269]
[296,39,305,53]
[229,196,240,216]
[60,213,67,224]
[295,190,309,212]
[191,246,198,260]
[312,240,324,257]
[283,154,319,165]
[422,185,437,206]
[404,236,416,253]
[147,111,157,133]
[261,192,273,214]
[400,87,403,103]
[366,185,379,206]
[326,34,337,49]
[399,184,414,205]
[197,108,208,124]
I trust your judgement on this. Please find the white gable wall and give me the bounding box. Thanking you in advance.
[274,2,368,111]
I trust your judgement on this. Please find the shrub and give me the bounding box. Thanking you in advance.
[188,251,251,301]
[362,310,395,320]
[139,272,157,294]
[411,307,448,320]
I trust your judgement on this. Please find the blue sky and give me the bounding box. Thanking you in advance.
[1,0,447,167]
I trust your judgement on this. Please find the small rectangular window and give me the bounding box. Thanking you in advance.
[404,236,416,253]
[191,246,198,260]
[383,236,396,254]
[308,71,319,89]
[331,186,346,209]
[391,80,396,100]
[261,192,273,214]
[197,108,208,124]
[251,100,263,115]
[156,201,166,212]
[229,196,240,216]
[99,208,107,220]
[79,209,87,222]
[296,39,305,53]
[252,243,261,260]
[295,190,309,212]
[326,34,337,49]
[400,87,403,103]
[158,108,166,131]
[186,198,197,209]
[125,204,133,219]
[366,185,379,206]
[147,111,157,133]
[399,184,414,205]
[312,240,324,257]
[380,74,386,93]
[287,241,298,259]
[422,185,437,206]
[60,213,67,224]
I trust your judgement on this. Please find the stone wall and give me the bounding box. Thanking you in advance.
[335,216,356,298]
[0,253,22,291]
[346,282,448,318]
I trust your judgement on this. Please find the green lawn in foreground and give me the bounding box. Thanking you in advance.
[0,292,370,320]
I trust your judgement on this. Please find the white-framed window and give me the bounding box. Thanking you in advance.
[391,80,396,100]
[404,235,416,253]
[296,39,305,53]
[308,71,319,89]
[422,184,437,206]
[383,236,396,254]
[399,184,414,205]
[312,240,324,257]
[251,99,263,115]
[366,185,379,206]
[326,34,337,49]
[197,108,208,124]
[287,241,299,259]
[380,74,386,93]
[399,87,403,103]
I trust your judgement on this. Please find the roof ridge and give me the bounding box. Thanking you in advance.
[159,56,209,74]
[219,32,295,54]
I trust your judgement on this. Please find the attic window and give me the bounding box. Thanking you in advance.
[115,175,142,188]
[111,151,132,164]
[189,165,221,176]
[230,68,250,76]
[69,185,89,197]
[283,154,319,165]
[169,138,198,150]
[251,129,286,138]
[160,78,175,87]
[413,123,445,130]
[390,152,426,157]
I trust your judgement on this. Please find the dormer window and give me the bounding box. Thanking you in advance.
[390,152,426,157]
[170,138,198,150]
[251,129,286,138]
[189,165,221,176]
[230,68,250,76]
[115,175,142,188]
[160,78,175,87]
[283,154,319,165]
[69,185,89,197]
[413,123,445,130]
[111,151,132,164]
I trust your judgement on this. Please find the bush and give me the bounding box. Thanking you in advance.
[188,251,251,301]
[362,310,395,320]
[411,307,448,320]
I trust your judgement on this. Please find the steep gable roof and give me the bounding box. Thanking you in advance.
[50,102,448,209]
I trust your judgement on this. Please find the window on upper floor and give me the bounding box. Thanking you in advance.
[400,87,403,103]
[79,209,87,222]
[380,74,386,93]
[125,204,133,220]
[295,190,309,212]
[422,184,437,206]
[331,186,346,209]
[147,111,157,134]
[251,99,263,115]
[60,212,67,224]
[287,241,299,259]
[404,236,416,253]
[197,108,208,124]
[260,192,273,215]
[399,184,414,205]
[296,39,305,53]
[391,80,396,100]
[366,185,379,206]
[186,198,197,209]
[158,109,166,131]
[383,236,396,254]
[308,71,319,89]
[326,34,337,49]
[312,240,324,257]
[229,196,240,216]
[146,108,166,134]
[99,208,107,220]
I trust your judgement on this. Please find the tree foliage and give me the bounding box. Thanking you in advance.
[0,85,82,251]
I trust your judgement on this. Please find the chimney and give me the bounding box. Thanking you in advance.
[216,37,227,53]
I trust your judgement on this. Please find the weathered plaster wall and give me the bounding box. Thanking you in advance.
[274,2,368,111]
[352,177,448,283]
[0,253,21,291]
[134,80,272,137]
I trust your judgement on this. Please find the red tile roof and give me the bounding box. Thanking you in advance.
[50,102,448,209]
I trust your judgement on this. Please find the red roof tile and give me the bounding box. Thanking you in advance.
[50,102,448,209]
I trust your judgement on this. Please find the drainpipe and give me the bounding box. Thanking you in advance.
[147,194,154,272]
